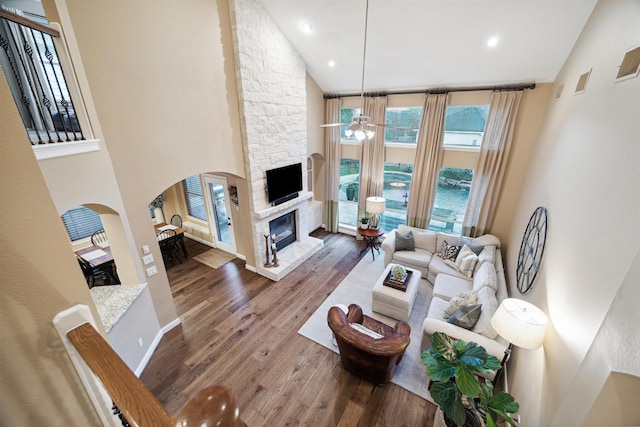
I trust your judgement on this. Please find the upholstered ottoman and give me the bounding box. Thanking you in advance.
[372,264,421,321]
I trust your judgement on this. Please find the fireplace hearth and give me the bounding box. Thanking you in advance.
[269,211,296,251]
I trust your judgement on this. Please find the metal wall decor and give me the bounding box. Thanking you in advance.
[516,206,548,294]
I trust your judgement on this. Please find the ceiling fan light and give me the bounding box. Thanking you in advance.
[354,129,366,141]
[366,130,375,139]
[344,129,353,137]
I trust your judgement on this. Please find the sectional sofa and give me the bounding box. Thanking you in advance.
[380,224,509,379]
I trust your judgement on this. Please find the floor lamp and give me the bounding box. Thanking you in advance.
[366,196,386,228]
[490,298,548,386]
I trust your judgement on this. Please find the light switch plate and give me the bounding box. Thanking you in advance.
[142,245,150,254]
[142,254,154,265]
[146,266,157,277]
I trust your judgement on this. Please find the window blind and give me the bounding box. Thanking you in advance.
[62,206,102,241]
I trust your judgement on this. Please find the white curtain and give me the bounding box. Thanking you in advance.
[357,96,388,221]
[1,7,54,130]
[324,98,341,233]
[462,90,523,236]
[406,93,449,229]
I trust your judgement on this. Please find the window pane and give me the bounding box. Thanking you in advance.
[340,108,360,142]
[381,162,413,230]
[62,206,103,241]
[338,158,360,226]
[443,106,489,148]
[385,107,422,143]
[428,168,474,235]
[182,175,207,221]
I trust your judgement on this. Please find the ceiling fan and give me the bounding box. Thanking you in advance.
[319,0,388,141]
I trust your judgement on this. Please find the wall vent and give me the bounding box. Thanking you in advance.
[574,69,591,95]
[555,84,564,100]
[615,46,640,82]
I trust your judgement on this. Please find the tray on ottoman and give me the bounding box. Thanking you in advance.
[383,270,413,291]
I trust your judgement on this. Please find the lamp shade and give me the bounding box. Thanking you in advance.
[491,298,548,349]
[366,196,386,214]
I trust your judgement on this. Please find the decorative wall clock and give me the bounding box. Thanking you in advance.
[516,206,548,294]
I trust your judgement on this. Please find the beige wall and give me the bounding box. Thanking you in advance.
[38,0,248,326]
[503,1,640,425]
[0,75,100,425]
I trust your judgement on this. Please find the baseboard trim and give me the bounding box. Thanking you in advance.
[134,317,181,377]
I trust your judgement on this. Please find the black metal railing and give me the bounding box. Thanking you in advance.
[0,9,85,144]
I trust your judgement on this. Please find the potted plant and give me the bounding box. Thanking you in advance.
[359,215,370,229]
[422,332,519,427]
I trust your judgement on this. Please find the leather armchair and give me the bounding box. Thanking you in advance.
[327,304,411,386]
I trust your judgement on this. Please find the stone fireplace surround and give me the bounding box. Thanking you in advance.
[253,192,323,281]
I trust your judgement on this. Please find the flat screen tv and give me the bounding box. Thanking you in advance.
[266,163,303,205]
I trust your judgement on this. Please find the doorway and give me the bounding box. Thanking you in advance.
[204,175,237,254]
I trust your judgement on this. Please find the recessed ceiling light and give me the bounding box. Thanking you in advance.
[487,36,499,47]
[328,60,336,68]
[301,22,312,33]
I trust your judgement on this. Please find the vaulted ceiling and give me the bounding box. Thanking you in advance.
[260,0,598,94]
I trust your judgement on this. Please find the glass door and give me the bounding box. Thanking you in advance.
[204,175,236,254]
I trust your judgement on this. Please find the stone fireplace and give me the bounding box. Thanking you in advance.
[230,0,323,281]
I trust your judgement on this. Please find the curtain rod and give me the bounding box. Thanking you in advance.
[324,82,536,99]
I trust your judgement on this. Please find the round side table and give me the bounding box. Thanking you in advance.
[358,227,385,260]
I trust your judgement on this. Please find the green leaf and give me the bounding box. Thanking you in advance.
[485,414,499,427]
[454,365,481,398]
[432,332,456,359]
[488,391,519,413]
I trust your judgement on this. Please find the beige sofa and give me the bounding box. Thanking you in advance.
[380,225,509,378]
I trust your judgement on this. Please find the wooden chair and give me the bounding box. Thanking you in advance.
[170,214,183,228]
[157,229,182,265]
[77,256,104,288]
[91,229,108,247]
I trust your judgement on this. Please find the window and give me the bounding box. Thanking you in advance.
[62,206,103,241]
[384,107,422,143]
[428,168,474,235]
[381,162,413,230]
[182,175,207,221]
[338,158,360,226]
[443,106,489,149]
[340,108,360,142]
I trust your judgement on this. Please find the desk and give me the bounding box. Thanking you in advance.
[154,223,188,258]
[358,227,385,261]
[75,245,121,285]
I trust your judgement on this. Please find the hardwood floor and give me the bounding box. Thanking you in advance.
[140,230,436,426]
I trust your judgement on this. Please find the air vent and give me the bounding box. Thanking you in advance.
[555,84,564,100]
[615,46,640,82]
[574,69,591,95]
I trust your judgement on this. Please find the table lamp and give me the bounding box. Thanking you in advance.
[490,298,548,383]
[366,196,386,228]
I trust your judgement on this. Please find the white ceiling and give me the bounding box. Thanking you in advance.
[259,0,598,94]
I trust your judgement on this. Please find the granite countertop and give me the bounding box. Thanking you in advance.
[90,284,146,332]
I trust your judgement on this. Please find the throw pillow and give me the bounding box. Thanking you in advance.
[395,230,415,251]
[472,286,500,339]
[438,240,461,261]
[447,304,483,329]
[443,291,477,318]
[349,322,383,339]
[455,245,479,278]
[457,236,484,255]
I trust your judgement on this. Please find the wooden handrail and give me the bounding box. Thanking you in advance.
[0,9,60,37]
[66,322,243,427]
[67,323,175,427]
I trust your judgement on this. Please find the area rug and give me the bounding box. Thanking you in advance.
[193,248,236,269]
[297,250,434,402]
